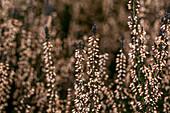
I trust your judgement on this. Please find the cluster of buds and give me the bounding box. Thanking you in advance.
[142,65,163,112]
[127,0,169,112]
[0,62,13,112]
[127,0,148,64]
[73,24,114,112]
[99,53,109,82]
[162,15,170,111]
[98,53,115,112]
[43,26,60,113]
[127,0,148,111]
[151,13,169,74]
[72,25,120,112]
[114,38,127,112]
[143,12,169,112]
[66,88,72,113]
[86,24,101,112]
[100,85,115,112]
[73,42,88,113]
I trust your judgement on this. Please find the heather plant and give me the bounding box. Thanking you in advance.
[113,36,130,113]
[72,25,118,112]
[43,26,60,113]
[127,0,169,112]
[0,0,169,113]
[73,41,88,112]
[86,25,101,112]
[73,25,102,112]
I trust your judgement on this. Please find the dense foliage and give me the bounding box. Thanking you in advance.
[0,0,169,112]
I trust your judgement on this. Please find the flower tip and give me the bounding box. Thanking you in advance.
[92,23,97,36]
[44,26,49,41]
